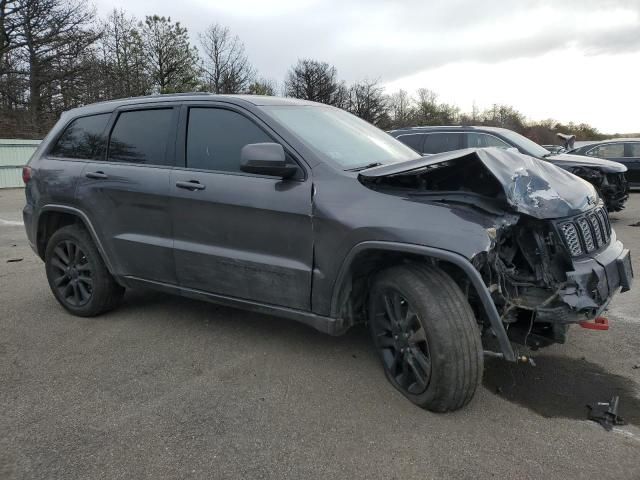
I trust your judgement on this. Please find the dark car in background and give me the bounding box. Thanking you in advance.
[569,139,640,188]
[389,126,630,212]
[22,94,632,412]
[542,144,565,154]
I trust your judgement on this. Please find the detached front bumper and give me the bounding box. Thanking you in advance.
[560,232,633,319]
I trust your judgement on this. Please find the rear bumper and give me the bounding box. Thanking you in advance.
[560,233,632,318]
[22,204,38,255]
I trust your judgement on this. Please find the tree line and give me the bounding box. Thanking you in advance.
[1,0,608,142]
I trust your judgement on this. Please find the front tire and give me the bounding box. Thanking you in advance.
[45,224,124,316]
[368,263,483,412]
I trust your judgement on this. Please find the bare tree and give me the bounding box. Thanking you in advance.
[199,23,255,94]
[387,89,414,128]
[140,15,199,94]
[414,88,459,125]
[6,0,99,134]
[480,104,525,131]
[284,58,344,106]
[346,79,389,126]
[0,0,23,70]
[99,9,150,98]
[247,77,276,96]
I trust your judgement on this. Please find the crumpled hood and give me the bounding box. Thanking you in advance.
[547,153,627,173]
[359,148,599,220]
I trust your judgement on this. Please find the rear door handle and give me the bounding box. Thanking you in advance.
[176,180,206,191]
[86,171,108,179]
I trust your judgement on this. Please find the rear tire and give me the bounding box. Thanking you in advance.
[45,224,124,316]
[368,263,483,412]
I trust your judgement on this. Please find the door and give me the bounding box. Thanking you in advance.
[75,106,179,284]
[623,142,640,185]
[170,105,313,310]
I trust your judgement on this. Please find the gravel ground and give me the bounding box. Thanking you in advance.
[1,187,639,480]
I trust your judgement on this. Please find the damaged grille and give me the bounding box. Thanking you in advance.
[557,207,611,257]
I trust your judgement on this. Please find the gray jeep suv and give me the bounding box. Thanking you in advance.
[23,94,633,412]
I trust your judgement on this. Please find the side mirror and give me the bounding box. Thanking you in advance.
[240,143,297,178]
[506,147,519,153]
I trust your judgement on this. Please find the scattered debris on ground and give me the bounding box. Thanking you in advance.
[630,221,640,227]
[587,396,626,431]
[7,258,23,263]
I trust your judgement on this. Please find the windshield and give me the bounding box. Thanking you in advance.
[262,105,421,169]
[498,129,551,158]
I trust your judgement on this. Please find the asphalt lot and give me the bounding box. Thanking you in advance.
[1,187,639,480]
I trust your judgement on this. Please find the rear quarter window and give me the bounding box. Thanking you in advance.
[108,109,175,165]
[50,114,111,160]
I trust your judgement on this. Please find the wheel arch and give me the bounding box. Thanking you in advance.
[36,205,116,275]
[330,241,516,361]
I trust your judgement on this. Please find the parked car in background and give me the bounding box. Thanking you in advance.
[542,144,565,154]
[389,126,630,212]
[569,139,640,188]
[22,94,633,412]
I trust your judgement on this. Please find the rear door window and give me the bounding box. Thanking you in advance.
[588,143,624,158]
[50,114,111,160]
[396,134,425,153]
[422,133,463,154]
[467,132,510,149]
[186,107,273,173]
[108,109,174,165]
[625,142,640,157]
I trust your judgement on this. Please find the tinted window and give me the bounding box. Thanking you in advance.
[423,133,463,154]
[50,114,110,160]
[467,132,510,149]
[108,109,174,165]
[396,134,425,152]
[589,143,624,158]
[625,142,640,157]
[187,108,272,172]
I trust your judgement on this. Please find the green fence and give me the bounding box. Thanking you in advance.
[0,139,41,188]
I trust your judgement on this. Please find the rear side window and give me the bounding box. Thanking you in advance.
[396,134,424,152]
[625,143,640,157]
[588,143,624,158]
[423,133,463,154]
[50,114,110,160]
[108,109,174,165]
[467,132,510,149]
[186,108,272,172]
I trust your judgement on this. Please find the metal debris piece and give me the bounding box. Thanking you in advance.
[587,396,626,431]
[7,258,23,263]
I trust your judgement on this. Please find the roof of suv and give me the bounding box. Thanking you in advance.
[64,94,322,117]
[389,125,512,135]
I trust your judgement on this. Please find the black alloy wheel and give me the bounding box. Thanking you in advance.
[371,288,432,395]
[49,239,93,307]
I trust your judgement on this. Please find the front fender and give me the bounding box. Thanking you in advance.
[330,240,516,361]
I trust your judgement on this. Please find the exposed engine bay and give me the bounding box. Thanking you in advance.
[359,148,633,350]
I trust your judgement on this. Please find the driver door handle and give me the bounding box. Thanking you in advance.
[85,171,108,179]
[176,180,206,191]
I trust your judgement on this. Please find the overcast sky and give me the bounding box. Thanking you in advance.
[95,0,640,133]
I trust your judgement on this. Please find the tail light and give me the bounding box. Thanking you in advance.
[22,166,32,184]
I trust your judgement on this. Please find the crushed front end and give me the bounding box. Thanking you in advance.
[359,147,633,354]
[474,203,633,349]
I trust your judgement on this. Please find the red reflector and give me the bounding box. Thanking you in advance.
[579,316,609,330]
[22,166,32,184]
